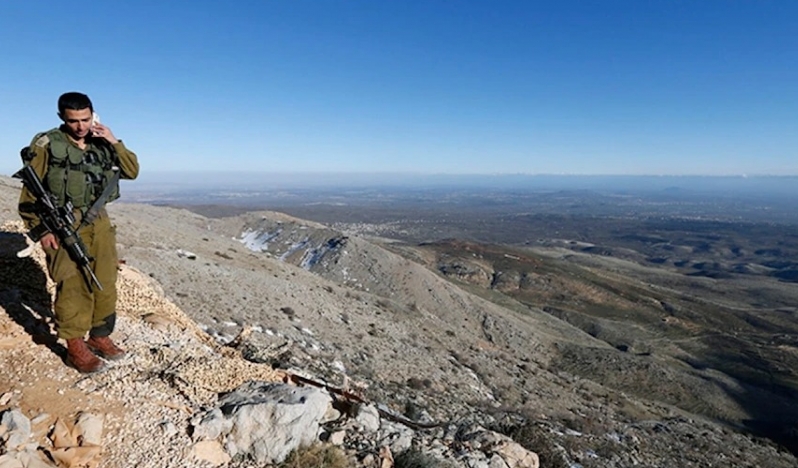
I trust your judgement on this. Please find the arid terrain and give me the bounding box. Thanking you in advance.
[174,179,798,458]
[2,173,798,467]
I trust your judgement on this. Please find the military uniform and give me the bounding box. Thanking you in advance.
[18,126,139,340]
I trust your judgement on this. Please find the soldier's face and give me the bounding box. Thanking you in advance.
[60,108,93,139]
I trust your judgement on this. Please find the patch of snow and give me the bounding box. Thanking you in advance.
[299,246,325,270]
[299,237,346,269]
[238,228,281,252]
[279,238,310,261]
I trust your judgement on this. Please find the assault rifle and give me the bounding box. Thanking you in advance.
[14,164,103,291]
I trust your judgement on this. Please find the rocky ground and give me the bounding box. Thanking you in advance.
[1,175,797,467]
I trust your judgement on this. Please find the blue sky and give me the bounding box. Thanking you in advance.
[0,1,795,176]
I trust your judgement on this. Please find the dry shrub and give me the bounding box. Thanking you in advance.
[394,448,451,468]
[277,444,349,468]
[406,377,433,390]
[490,420,570,468]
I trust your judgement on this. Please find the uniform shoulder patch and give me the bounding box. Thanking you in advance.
[33,134,50,148]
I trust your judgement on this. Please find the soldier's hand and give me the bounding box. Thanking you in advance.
[41,233,59,250]
[92,123,119,145]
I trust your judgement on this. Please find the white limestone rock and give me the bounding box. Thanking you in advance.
[191,381,332,464]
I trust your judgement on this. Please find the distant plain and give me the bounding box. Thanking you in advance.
[125,173,798,454]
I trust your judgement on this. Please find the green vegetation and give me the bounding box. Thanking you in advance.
[276,444,350,468]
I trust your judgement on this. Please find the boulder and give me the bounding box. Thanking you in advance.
[355,404,381,433]
[0,410,30,452]
[458,424,539,468]
[191,381,332,464]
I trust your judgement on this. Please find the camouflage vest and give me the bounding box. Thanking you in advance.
[30,128,120,210]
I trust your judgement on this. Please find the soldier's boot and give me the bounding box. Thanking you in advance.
[66,338,106,373]
[86,335,126,360]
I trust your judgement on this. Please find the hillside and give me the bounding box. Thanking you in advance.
[1,174,797,467]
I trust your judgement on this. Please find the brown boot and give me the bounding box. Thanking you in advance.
[86,335,126,360]
[66,338,106,373]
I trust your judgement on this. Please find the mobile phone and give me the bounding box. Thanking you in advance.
[91,113,101,136]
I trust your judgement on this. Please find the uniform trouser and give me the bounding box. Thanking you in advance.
[43,215,118,340]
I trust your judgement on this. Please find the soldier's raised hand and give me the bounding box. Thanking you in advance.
[92,123,119,145]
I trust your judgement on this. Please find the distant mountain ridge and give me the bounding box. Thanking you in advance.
[122,171,798,195]
[1,174,798,467]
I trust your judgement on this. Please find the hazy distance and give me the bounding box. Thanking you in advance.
[121,172,798,227]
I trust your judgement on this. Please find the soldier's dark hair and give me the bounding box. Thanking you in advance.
[58,92,93,116]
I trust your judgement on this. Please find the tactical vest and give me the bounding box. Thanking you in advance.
[35,128,120,210]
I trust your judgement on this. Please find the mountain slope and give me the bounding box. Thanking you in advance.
[1,175,797,467]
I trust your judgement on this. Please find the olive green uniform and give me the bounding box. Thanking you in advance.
[18,127,139,340]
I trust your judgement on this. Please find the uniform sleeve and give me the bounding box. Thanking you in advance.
[17,143,51,233]
[112,141,139,180]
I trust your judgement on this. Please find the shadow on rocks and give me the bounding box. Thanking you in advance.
[0,229,65,358]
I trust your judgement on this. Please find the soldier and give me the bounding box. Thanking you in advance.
[18,92,140,373]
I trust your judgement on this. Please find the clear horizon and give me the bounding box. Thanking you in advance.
[113,171,798,195]
[97,170,798,178]
[1,1,796,176]
[5,168,798,179]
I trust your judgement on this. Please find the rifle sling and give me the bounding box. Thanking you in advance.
[79,169,120,228]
